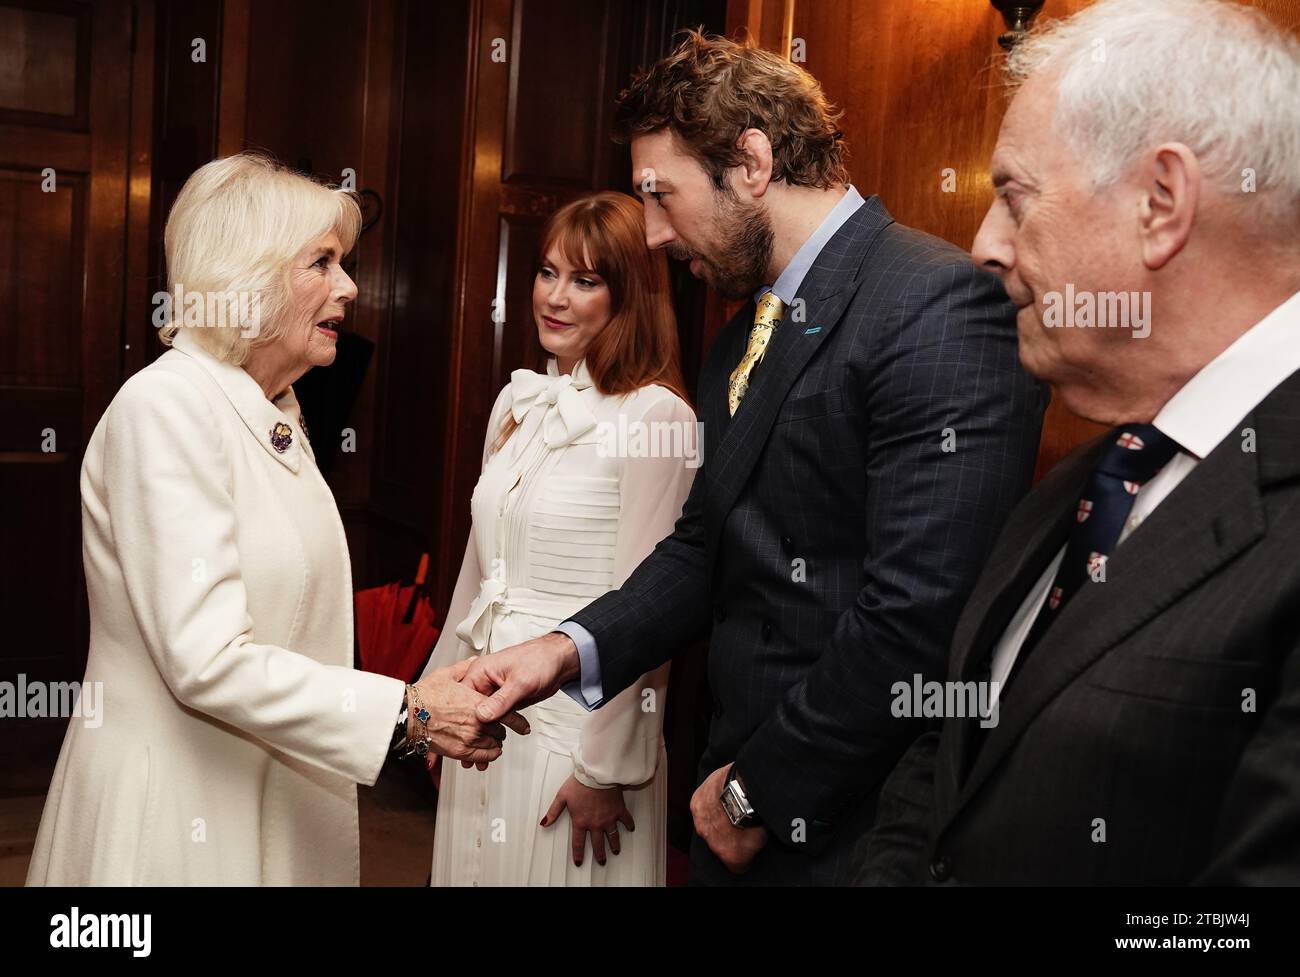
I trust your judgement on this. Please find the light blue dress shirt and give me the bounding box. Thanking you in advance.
[555,185,866,711]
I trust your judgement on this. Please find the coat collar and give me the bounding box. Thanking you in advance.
[169,328,313,473]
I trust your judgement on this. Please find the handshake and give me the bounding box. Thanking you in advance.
[408,631,583,767]
[413,630,765,874]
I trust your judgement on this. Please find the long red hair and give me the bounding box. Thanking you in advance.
[494,191,690,452]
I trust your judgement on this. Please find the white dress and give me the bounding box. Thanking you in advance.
[424,357,698,886]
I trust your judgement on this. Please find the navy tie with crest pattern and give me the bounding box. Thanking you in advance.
[1005,423,1183,690]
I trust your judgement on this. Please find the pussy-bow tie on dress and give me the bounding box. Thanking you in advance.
[507,360,598,462]
[455,362,599,652]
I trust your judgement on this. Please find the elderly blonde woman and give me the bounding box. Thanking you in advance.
[26,153,525,886]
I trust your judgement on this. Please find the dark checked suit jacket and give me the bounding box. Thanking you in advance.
[864,369,1300,885]
[569,195,1046,884]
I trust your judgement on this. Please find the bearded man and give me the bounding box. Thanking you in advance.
[465,30,1045,885]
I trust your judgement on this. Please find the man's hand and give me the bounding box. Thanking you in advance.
[461,632,582,722]
[690,763,768,874]
[410,656,531,764]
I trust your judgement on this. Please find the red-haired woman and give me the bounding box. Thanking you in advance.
[422,191,697,886]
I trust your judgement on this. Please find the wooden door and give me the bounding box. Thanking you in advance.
[0,0,145,790]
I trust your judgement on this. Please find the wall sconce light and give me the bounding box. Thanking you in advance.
[991,1,1046,49]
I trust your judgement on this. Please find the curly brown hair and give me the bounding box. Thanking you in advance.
[613,29,849,192]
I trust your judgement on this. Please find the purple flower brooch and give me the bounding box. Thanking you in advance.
[269,422,294,453]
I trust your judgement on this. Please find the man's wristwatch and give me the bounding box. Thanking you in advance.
[720,765,762,828]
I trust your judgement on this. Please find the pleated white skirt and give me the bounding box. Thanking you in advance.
[429,609,667,887]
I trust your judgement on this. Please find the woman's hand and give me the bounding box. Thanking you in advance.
[409,657,530,765]
[541,773,635,868]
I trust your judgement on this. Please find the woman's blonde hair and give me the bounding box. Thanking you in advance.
[494,191,690,454]
[158,153,362,365]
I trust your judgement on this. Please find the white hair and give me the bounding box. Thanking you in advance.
[160,153,362,365]
[1005,0,1300,235]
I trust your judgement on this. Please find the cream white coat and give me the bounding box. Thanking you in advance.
[26,328,405,886]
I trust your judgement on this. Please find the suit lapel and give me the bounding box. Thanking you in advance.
[703,306,753,442]
[952,447,1102,682]
[932,437,1103,819]
[702,197,894,563]
[1253,370,1300,490]
[944,417,1270,829]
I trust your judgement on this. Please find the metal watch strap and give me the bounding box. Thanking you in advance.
[722,765,761,827]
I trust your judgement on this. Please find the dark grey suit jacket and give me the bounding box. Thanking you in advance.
[866,369,1300,884]
[571,196,1045,883]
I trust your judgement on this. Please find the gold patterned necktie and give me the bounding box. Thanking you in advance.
[728,290,786,416]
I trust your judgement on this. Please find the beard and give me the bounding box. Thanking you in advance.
[670,189,774,300]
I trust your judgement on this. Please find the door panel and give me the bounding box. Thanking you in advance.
[0,0,137,791]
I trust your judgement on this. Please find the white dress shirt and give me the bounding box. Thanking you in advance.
[988,289,1300,702]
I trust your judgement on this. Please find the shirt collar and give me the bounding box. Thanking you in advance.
[1154,289,1300,459]
[754,184,866,306]
[545,356,594,388]
[169,327,312,473]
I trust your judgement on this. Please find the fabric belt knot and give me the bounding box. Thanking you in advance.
[456,577,510,652]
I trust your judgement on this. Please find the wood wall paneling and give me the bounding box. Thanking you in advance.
[216,0,249,158]
[0,0,90,129]
[769,0,1100,475]
[331,0,403,588]
[0,0,139,790]
[440,0,638,606]
[122,0,155,380]
[502,0,613,188]
[497,211,545,382]
[138,0,223,373]
[0,167,85,386]
[240,0,387,590]
[207,0,424,592]
[440,0,519,610]
[367,0,472,599]
[242,0,371,179]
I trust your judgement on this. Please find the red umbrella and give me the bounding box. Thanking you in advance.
[354,553,441,682]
